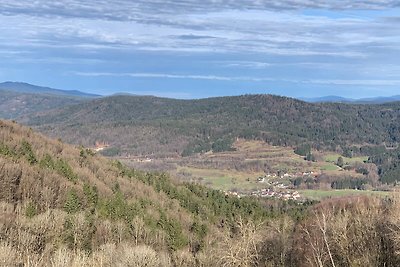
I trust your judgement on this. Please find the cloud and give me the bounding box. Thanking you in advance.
[71,71,400,88]
[1,2,399,55]
[174,34,218,40]
[220,61,273,69]
[2,7,397,59]
[71,71,278,82]
[0,1,398,22]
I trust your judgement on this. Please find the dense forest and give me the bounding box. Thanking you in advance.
[3,121,400,266]
[23,94,400,182]
[25,94,400,153]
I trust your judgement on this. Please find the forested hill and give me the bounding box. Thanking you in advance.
[24,94,400,157]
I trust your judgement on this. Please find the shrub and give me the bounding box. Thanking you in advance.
[55,159,78,182]
[25,201,37,218]
[294,144,311,156]
[20,140,37,165]
[64,190,81,214]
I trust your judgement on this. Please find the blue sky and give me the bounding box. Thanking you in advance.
[0,0,400,99]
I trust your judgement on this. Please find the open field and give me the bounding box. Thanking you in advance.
[320,164,341,171]
[323,153,369,165]
[123,140,371,196]
[298,189,391,200]
[175,166,266,191]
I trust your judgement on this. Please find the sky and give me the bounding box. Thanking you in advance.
[0,0,400,99]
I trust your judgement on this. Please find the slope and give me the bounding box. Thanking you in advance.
[0,120,275,266]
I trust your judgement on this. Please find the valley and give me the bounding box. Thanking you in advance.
[4,86,397,197]
[1,119,399,266]
[119,139,383,201]
[1,84,400,266]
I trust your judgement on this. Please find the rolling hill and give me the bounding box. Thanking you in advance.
[24,94,400,157]
[21,93,400,183]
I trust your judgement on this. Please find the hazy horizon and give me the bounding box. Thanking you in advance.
[1,1,399,99]
[2,80,400,101]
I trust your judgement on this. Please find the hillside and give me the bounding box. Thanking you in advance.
[28,95,400,153]
[24,93,400,157]
[0,120,281,266]
[3,121,400,266]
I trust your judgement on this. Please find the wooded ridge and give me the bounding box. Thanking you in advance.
[22,94,400,183]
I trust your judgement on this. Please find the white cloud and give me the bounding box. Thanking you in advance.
[2,7,397,58]
[71,71,277,82]
[74,71,400,87]
[221,61,273,68]
[0,0,398,21]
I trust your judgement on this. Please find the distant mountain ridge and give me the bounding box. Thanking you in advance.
[0,81,100,98]
[301,95,400,104]
[0,82,99,119]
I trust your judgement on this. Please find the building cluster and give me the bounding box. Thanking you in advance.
[93,141,109,152]
[257,177,289,189]
[258,171,318,184]
[251,188,301,200]
[258,171,318,182]
[131,157,153,163]
[222,188,301,201]
[224,190,241,198]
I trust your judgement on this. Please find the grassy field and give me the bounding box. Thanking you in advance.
[128,140,371,193]
[323,154,369,165]
[176,166,265,191]
[172,140,312,191]
[320,164,341,171]
[298,189,390,200]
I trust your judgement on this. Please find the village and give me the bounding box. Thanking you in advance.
[250,188,301,200]
[94,138,321,202]
[223,187,302,201]
[222,171,319,201]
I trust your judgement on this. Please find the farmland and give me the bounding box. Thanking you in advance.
[121,139,373,199]
[298,189,390,201]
